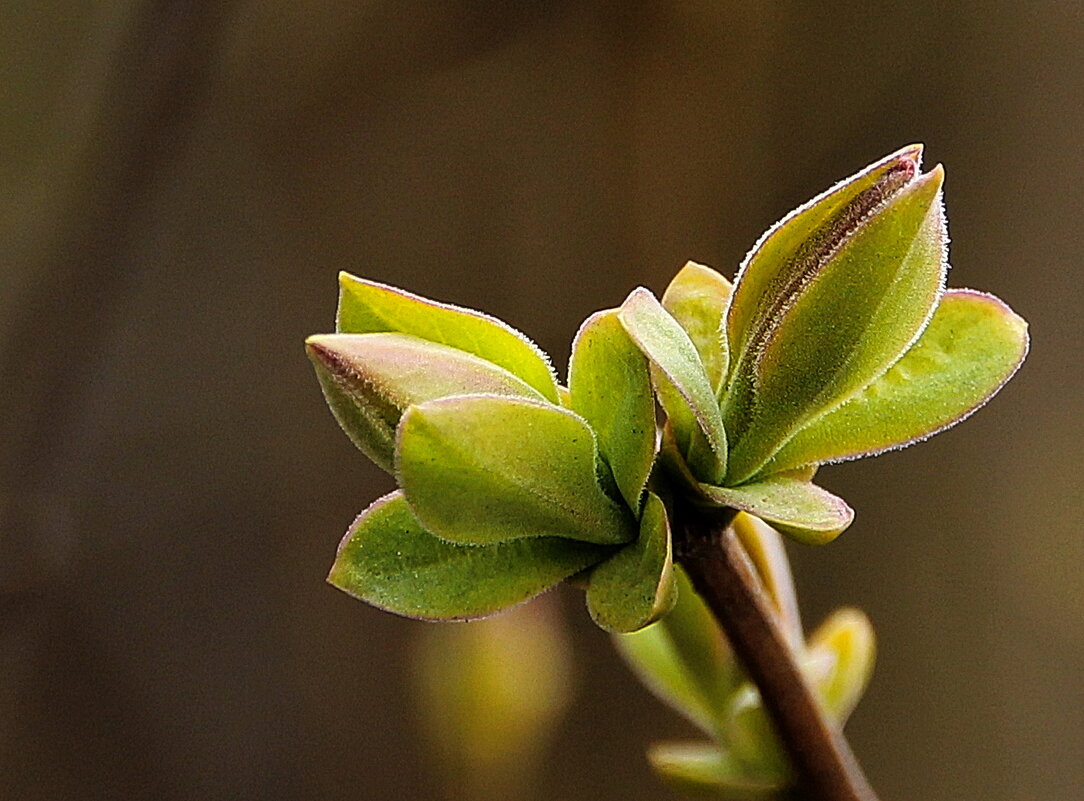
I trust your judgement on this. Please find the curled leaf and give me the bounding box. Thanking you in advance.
[662,261,733,395]
[619,286,728,482]
[568,309,657,511]
[307,332,544,472]
[586,492,677,633]
[723,148,948,483]
[805,608,876,725]
[337,272,559,402]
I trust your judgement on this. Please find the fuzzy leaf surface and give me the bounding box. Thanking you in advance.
[661,261,733,394]
[619,287,727,482]
[398,395,635,546]
[336,272,559,402]
[586,492,676,633]
[761,289,1029,474]
[568,309,656,511]
[698,477,854,545]
[724,152,947,482]
[307,333,544,472]
[328,491,607,620]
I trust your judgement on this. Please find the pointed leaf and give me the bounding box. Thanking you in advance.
[697,477,853,545]
[613,566,739,733]
[329,491,608,620]
[761,289,1030,474]
[662,261,733,394]
[336,272,559,402]
[568,309,657,510]
[586,492,677,633]
[397,395,636,546]
[726,145,923,371]
[619,287,727,482]
[307,333,545,472]
[724,150,948,483]
[648,741,786,798]
[805,608,876,725]
[731,513,803,650]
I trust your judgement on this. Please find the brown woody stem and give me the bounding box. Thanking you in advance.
[675,510,880,801]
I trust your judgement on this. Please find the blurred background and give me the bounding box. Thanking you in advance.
[2,2,1081,799]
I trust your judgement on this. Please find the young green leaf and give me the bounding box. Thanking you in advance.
[661,261,733,394]
[568,309,657,511]
[805,608,876,725]
[397,395,636,546]
[329,491,608,620]
[619,287,728,482]
[726,145,923,372]
[307,333,545,472]
[613,567,739,733]
[759,289,1030,475]
[731,513,803,650]
[723,149,948,483]
[336,272,560,403]
[697,477,854,545]
[586,492,677,633]
[647,741,786,798]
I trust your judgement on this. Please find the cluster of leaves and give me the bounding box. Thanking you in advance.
[307,144,1027,636]
[616,515,875,795]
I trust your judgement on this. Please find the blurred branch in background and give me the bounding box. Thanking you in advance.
[413,596,573,801]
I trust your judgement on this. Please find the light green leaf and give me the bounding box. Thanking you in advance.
[619,287,728,482]
[586,492,677,633]
[731,514,803,650]
[648,741,786,798]
[726,145,923,373]
[723,149,948,483]
[307,333,545,472]
[662,261,733,394]
[724,684,792,779]
[613,566,739,733]
[336,272,560,403]
[568,309,657,511]
[697,477,854,545]
[760,289,1030,475]
[328,491,608,620]
[805,608,876,725]
[397,395,636,546]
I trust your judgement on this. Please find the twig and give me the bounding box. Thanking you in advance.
[675,511,880,801]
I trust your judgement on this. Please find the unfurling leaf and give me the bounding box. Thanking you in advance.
[619,286,728,482]
[337,272,560,402]
[586,492,677,633]
[568,309,657,511]
[397,395,636,546]
[697,477,854,545]
[723,146,948,483]
[805,608,876,725]
[761,289,1030,474]
[329,491,607,620]
[661,261,733,395]
[307,333,544,472]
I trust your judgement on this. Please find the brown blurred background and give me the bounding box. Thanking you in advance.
[2,2,1081,800]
